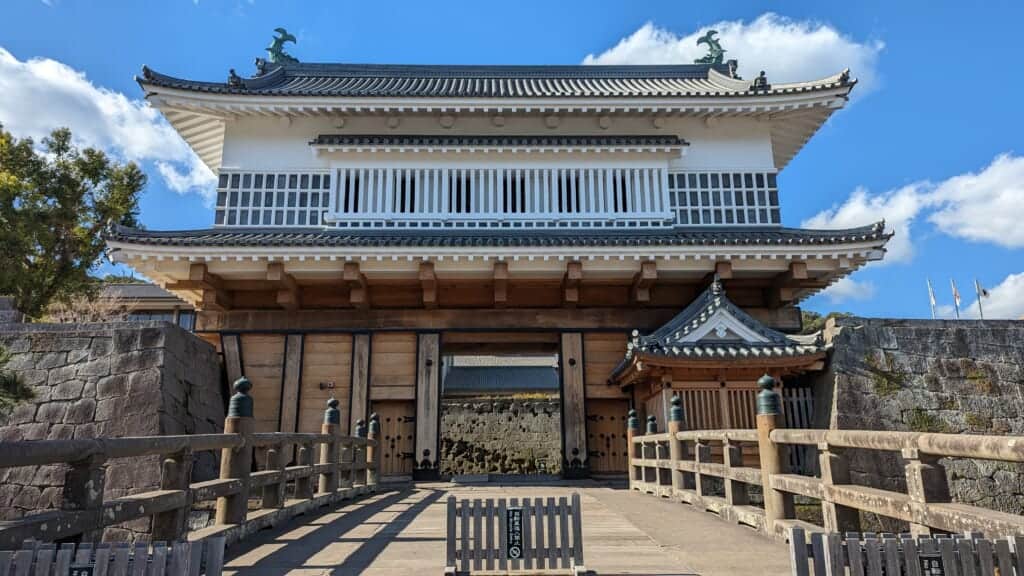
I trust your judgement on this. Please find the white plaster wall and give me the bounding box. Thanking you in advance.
[220,114,775,172]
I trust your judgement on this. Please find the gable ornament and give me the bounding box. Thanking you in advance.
[267,27,299,64]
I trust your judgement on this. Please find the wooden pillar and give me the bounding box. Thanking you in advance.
[349,334,370,434]
[414,333,440,480]
[643,415,657,490]
[819,442,859,532]
[62,454,106,542]
[354,419,368,489]
[261,447,285,508]
[280,334,303,461]
[627,409,640,490]
[723,439,748,507]
[561,332,588,478]
[755,374,793,536]
[216,377,254,526]
[667,395,684,495]
[903,447,950,536]
[222,334,243,385]
[693,435,711,499]
[367,412,380,489]
[319,398,341,494]
[152,450,192,541]
[294,442,314,500]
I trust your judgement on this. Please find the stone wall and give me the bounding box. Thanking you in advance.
[0,321,224,540]
[440,396,562,476]
[810,317,1024,524]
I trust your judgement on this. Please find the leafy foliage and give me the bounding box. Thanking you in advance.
[0,345,34,418]
[800,310,852,334]
[0,125,145,318]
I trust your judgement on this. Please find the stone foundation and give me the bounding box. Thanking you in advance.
[0,321,224,541]
[440,396,562,476]
[809,317,1024,527]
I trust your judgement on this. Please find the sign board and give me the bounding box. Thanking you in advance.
[68,565,95,576]
[919,553,944,576]
[506,506,523,559]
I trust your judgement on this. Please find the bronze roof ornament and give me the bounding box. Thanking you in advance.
[267,27,298,65]
[694,30,726,65]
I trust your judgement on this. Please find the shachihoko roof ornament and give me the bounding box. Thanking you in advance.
[267,28,298,65]
[694,30,726,65]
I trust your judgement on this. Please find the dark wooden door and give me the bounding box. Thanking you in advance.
[585,399,629,474]
[371,401,415,476]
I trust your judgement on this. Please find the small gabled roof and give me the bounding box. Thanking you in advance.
[610,277,825,383]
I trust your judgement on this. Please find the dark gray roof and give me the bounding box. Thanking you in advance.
[138,62,853,99]
[311,134,687,149]
[107,222,889,249]
[101,283,185,301]
[610,279,825,381]
[443,366,559,393]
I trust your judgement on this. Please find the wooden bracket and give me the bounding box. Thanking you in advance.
[563,261,582,307]
[170,263,231,311]
[767,262,810,306]
[493,261,508,308]
[344,262,369,309]
[702,261,733,287]
[419,262,437,309]
[631,261,657,304]
[267,262,301,311]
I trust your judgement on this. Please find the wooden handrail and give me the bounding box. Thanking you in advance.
[627,378,1024,540]
[0,377,380,550]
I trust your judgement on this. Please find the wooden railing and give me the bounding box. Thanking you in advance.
[628,375,1024,541]
[0,378,379,549]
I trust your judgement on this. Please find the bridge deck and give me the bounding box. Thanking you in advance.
[222,481,790,575]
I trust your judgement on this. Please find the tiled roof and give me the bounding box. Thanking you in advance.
[610,279,825,380]
[106,222,888,249]
[138,62,853,99]
[310,134,687,149]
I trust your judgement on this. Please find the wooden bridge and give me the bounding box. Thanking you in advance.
[3,375,1024,575]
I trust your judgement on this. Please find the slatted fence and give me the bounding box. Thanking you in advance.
[445,494,585,575]
[790,527,1024,576]
[0,537,225,576]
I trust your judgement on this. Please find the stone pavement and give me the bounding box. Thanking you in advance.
[223,481,791,575]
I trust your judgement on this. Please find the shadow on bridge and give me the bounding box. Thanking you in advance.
[223,487,445,575]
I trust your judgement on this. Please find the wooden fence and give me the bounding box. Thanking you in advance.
[1,537,225,576]
[627,376,1024,543]
[0,377,379,551]
[445,494,585,575]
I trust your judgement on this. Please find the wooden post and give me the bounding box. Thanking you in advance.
[667,395,684,495]
[693,435,711,499]
[367,412,380,489]
[152,450,192,541]
[755,374,793,536]
[626,409,639,491]
[643,415,657,490]
[262,448,285,508]
[903,447,950,536]
[723,439,748,507]
[354,419,367,488]
[61,454,106,542]
[818,442,859,532]
[294,442,314,500]
[414,333,441,480]
[216,377,254,526]
[319,398,341,494]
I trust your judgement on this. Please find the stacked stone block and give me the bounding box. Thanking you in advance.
[0,321,224,540]
[440,397,562,476]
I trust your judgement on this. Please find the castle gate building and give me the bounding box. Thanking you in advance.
[108,47,890,479]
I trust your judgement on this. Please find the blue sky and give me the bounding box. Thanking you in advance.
[2,0,1022,319]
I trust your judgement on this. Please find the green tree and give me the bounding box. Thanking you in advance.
[800,310,853,334]
[0,125,145,318]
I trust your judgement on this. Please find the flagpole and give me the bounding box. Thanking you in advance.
[950,278,960,319]
[926,278,937,319]
[975,279,985,320]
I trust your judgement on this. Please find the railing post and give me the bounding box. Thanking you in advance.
[626,409,640,491]
[643,415,657,491]
[319,398,341,494]
[723,438,748,507]
[667,395,684,494]
[755,374,793,536]
[295,442,314,500]
[216,376,254,526]
[262,448,285,508]
[693,434,711,499]
[62,454,106,542]
[366,412,380,490]
[818,442,859,532]
[903,447,950,536]
[152,449,192,541]
[354,419,367,490]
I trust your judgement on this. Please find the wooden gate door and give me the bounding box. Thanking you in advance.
[371,401,415,476]
[585,399,629,474]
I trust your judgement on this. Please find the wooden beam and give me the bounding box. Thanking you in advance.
[767,262,811,306]
[702,260,733,286]
[631,261,657,303]
[562,261,582,307]
[343,262,369,309]
[169,263,232,310]
[418,262,437,309]
[267,262,301,311]
[493,261,508,308]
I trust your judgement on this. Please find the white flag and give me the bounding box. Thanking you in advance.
[926,279,937,319]
[951,279,961,319]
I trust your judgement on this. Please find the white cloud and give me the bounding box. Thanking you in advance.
[804,153,1024,264]
[820,277,877,304]
[928,154,1024,249]
[0,47,215,199]
[959,273,1024,320]
[583,14,884,96]
[802,184,930,264]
